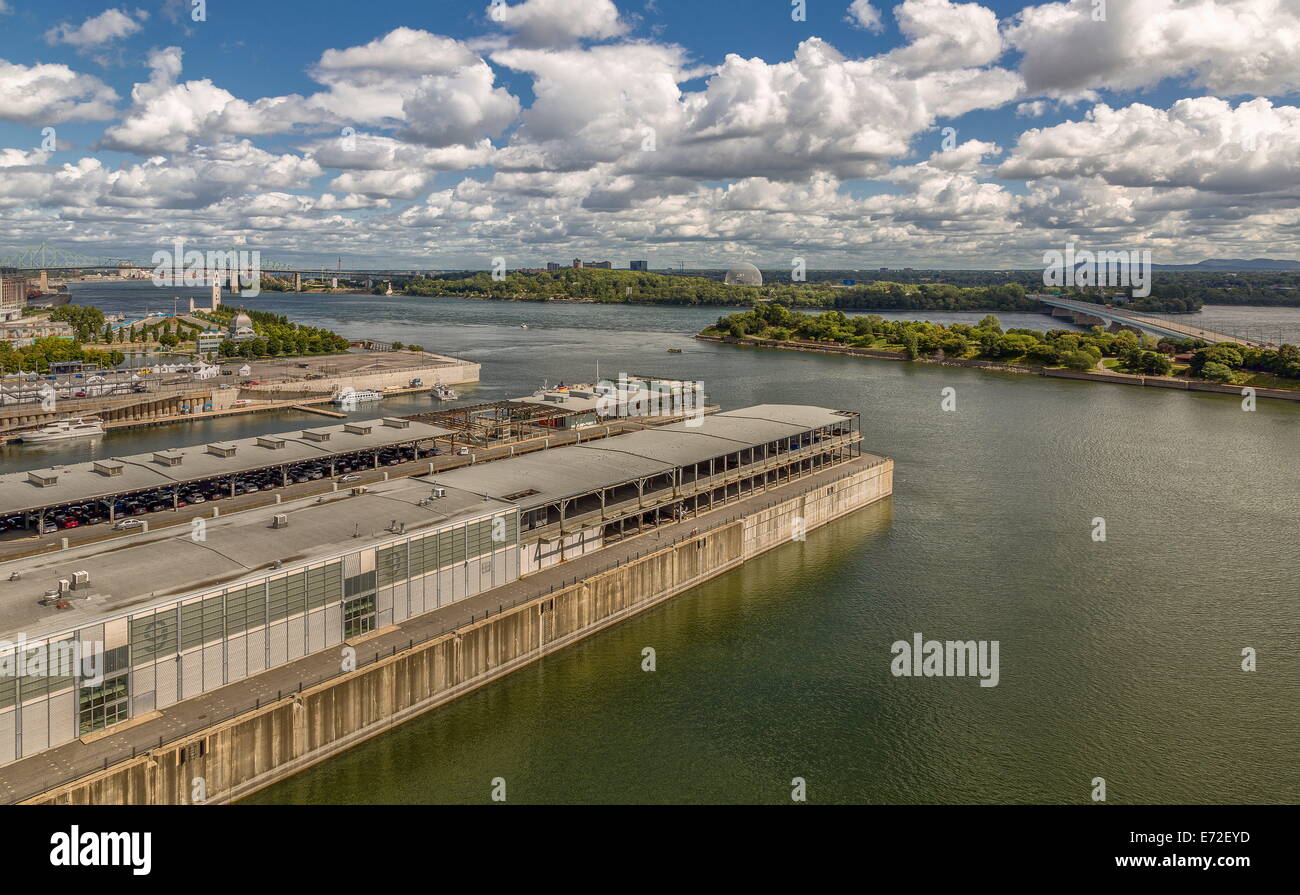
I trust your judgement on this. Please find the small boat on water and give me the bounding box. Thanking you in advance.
[432,385,459,401]
[667,348,683,353]
[331,388,383,406]
[17,417,105,443]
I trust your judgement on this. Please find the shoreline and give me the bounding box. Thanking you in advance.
[695,333,1300,403]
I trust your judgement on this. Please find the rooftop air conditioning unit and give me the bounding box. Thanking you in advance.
[272,513,288,529]
[57,578,71,594]
[431,487,447,499]
[72,571,90,590]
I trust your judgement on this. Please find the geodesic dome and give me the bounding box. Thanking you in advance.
[724,262,763,286]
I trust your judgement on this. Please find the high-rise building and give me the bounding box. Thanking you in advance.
[573,258,584,269]
[0,267,28,312]
[630,260,648,271]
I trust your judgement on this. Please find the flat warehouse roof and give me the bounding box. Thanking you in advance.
[428,449,671,511]
[0,418,454,515]
[428,404,857,511]
[0,477,509,642]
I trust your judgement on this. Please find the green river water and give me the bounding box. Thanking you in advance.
[30,286,1300,804]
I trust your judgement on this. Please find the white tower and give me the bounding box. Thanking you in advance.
[210,277,222,312]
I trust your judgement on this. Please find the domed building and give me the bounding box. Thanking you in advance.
[724,262,763,286]
[228,310,256,343]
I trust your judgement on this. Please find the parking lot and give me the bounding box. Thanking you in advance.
[0,421,647,561]
[0,443,444,542]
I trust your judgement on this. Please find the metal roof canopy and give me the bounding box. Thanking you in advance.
[427,404,856,511]
[0,418,454,516]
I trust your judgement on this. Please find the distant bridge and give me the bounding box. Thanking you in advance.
[1037,295,1277,349]
[0,242,445,279]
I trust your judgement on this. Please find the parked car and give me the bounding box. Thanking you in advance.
[339,474,362,483]
[113,519,145,530]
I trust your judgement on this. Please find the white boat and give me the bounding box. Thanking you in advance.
[18,417,105,443]
[331,388,383,406]
[432,385,459,401]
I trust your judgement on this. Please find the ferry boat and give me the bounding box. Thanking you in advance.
[330,388,383,406]
[17,417,105,443]
[432,385,459,401]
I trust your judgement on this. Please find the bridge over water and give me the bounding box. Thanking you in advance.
[1037,295,1277,349]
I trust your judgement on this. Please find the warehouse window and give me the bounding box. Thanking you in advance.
[78,659,129,736]
[343,570,376,598]
[131,610,178,664]
[307,564,342,609]
[377,543,409,587]
[343,594,376,639]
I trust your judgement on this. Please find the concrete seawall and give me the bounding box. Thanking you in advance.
[22,459,892,805]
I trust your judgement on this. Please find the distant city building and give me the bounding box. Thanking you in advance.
[546,262,561,270]
[0,267,27,312]
[724,262,763,286]
[228,311,256,343]
[586,261,612,269]
[2,311,75,348]
[573,258,584,269]
[630,261,648,271]
[197,329,224,354]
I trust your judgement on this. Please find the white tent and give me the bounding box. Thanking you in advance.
[238,364,252,376]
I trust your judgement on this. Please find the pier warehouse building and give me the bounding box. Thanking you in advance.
[0,405,866,766]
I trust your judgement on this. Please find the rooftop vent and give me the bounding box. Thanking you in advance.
[302,428,331,442]
[153,450,184,467]
[344,422,374,436]
[27,470,58,487]
[543,393,568,403]
[257,435,287,450]
[272,513,288,529]
[93,459,124,477]
[502,489,541,501]
[382,417,410,429]
[207,442,237,458]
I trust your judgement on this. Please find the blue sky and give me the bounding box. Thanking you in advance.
[0,0,1297,268]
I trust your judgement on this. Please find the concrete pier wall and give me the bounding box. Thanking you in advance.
[24,460,892,805]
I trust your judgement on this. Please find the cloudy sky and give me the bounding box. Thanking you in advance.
[0,0,1297,269]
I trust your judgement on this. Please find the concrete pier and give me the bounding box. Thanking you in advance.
[15,457,892,805]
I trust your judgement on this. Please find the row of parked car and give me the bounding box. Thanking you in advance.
[0,445,444,537]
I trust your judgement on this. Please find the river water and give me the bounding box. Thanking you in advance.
[14,283,1300,804]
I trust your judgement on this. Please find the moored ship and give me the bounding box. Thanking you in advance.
[16,416,105,443]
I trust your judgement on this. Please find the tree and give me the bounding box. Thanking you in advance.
[1200,361,1234,382]
[1062,350,1096,371]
